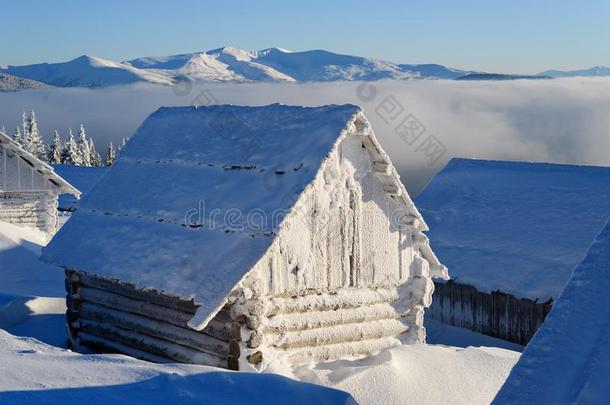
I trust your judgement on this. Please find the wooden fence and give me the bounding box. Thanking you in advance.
[429,280,553,345]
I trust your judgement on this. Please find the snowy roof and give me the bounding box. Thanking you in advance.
[494,218,610,404]
[415,158,610,301]
[52,164,109,211]
[0,131,80,196]
[43,104,427,329]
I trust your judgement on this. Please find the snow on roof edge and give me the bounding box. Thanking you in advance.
[0,130,80,196]
[445,156,610,172]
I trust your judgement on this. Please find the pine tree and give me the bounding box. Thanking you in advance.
[77,124,91,166]
[21,111,28,139]
[48,131,63,164]
[61,129,80,165]
[105,142,117,166]
[13,126,23,145]
[89,137,102,166]
[22,110,46,161]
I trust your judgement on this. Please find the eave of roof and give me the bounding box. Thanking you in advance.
[0,131,80,196]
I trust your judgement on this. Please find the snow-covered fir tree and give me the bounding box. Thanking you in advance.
[89,137,102,166]
[13,126,23,145]
[48,131,63,164]
[21,111,47,161]
[105,142,117,166]
[61,129,80,165]
[77,124,91,166]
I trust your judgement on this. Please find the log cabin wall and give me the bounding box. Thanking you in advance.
[0,191,58,235]
[65,270,237,369]
[429,280,553,345]
[1,143,62,235]
[231,136,435,368]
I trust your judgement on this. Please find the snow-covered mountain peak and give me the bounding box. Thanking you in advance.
[69,55,125,68]
[256,47,292,56]
[0,54,172,87]
[206,46,255,61]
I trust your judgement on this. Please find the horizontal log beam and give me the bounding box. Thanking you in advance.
[268,319,407,350]
[286,336,400,364]
[74,287,232,341]
[78,319,226,368]
[78,302,229,356]
[76,272,198,314]
[266,288,398,316]
[77,333,173,364]
[265,303,398,332]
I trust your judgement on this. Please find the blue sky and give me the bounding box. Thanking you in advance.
[1,0,608,73]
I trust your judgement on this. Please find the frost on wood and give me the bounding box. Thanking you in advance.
[46,104,446,369]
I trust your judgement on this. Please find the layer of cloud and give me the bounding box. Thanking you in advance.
[1,78,609,194]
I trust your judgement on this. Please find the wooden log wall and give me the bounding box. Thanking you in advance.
[430,280,553,345]
[65,270,238,369]
[231,287,407,367]
[0,191,57,235]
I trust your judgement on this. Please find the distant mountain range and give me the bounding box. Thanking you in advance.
[456,73,552,81]
[0,73,49,91]
[538,66,610,78]
[0,47,608,88]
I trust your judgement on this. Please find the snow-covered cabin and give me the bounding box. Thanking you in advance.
[0,131,79,237]
[494,218,610,404]
[43,104,447,370]
[416,158,610,344]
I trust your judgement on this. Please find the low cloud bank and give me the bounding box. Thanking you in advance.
[1,78,609,193]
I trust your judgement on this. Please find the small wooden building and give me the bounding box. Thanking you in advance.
[43,104,447,370]
[416,158,610,344]
[0,131,79,237]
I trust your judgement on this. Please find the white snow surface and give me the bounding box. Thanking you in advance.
[0,330,353,405]
[0,327,517,405]
[0,221,64,297]
[415,158,610,301]
[42,104,369,323]
[279,343,518,405]
[494,218,610,404]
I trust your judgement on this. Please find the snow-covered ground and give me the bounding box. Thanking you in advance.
[0,330,353,405]
[0,221,64,297]
[0,327,518,405]
[0,218,520,404]
[425,320,523,352]
[291,344,518,405]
